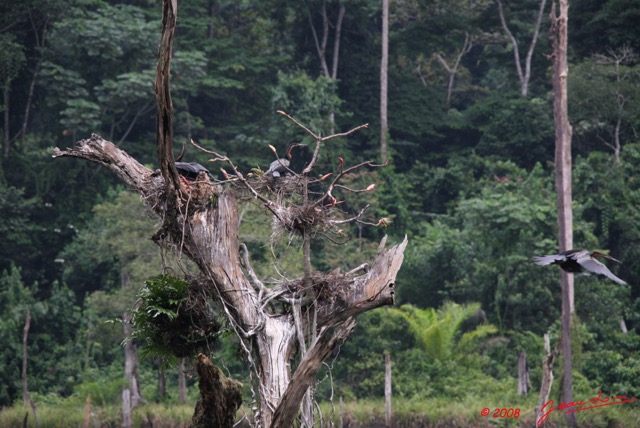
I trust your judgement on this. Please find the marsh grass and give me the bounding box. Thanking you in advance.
[319,391,639,427]
[1,391,637,427]
[0,400,193,428]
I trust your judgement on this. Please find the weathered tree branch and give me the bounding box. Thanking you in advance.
[52,134,159,196]
[271,318,356,428]
[156,0,181,194]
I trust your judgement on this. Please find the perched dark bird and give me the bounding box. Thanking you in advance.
[534,249,627,285]
[175,162,214,181]
[173,143,214,181]
[264,143,302,177]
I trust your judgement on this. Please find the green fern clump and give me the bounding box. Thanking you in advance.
[130,274,223,361]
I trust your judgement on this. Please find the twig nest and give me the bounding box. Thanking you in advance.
[271,202,332,240]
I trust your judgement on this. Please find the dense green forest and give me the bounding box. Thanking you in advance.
[1,0,639,426]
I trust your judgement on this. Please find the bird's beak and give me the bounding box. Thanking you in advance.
[603,254,621,263]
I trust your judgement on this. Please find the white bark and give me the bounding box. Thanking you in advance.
[551,1,575,425]
[380,0,389,162]
[496,0,548,97]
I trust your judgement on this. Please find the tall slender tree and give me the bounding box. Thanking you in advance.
[380,0,389,163]
[550,1,575,425]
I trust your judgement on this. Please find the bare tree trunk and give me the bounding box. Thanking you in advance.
[82,395,91,428]
[550,1,575,425]
[22,309,39,428]
[54,129,406,428]
[3,86,10,158]
[22,308,30,407]
[620,318,628,333]
[308,0,344,80]
[20,12,49,143]
[122,269,144,408]
[380,0,389,163]
[517,350,529,395]
[435,32,473,107]
[384,352,392,427]
[178,358,187,403]
[157,361,166,400]
[122,389,132,428]
[613,116,622,165]
[123,314,144,407]
[536,333,558,425]
[308,0,345,132]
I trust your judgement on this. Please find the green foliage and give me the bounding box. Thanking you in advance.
[0,266,83,406]
[331,302,501,401]
[571,56,640,157]
[572,0,640,56]
[329,308,414,399]
[392,302,497,360]
[0,265,30,405]
[0,186,40,277]
[271,70,344,145]
[465,93,555,167]
[1,0,640,419]
[0,33,25,91]
[582,332,640,398]
[130,274,224,360]
[61,188,161,295]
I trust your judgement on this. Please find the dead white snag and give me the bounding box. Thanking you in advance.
[55,1,407,425]
[54,131,408,427]
[317,236,407,326]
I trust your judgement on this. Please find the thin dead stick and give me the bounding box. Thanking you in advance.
[320,123,368,142]
[277,110,369,143]
[277,110,319,140]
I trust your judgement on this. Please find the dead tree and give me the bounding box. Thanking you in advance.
[308,0,346,132]
[434,32,474,108]
[308,0,345,81]
[550,1,576,426]
[593,46,638,165]
[380,0,389,163]
[52,1,407,426]
[535,333,559,425]
[516,350,529,395]
[495,0,548,97]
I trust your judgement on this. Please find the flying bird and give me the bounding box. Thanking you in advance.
[264,143,303,177]
[533,249,627,285]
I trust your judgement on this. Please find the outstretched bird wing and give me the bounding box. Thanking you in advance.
[577,257,627,285]
[533,254,567,266]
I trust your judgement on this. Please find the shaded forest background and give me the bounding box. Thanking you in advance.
[1,0,639,425]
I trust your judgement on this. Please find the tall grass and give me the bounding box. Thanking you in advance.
[1,391,637,427]
[0,400,193,428]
